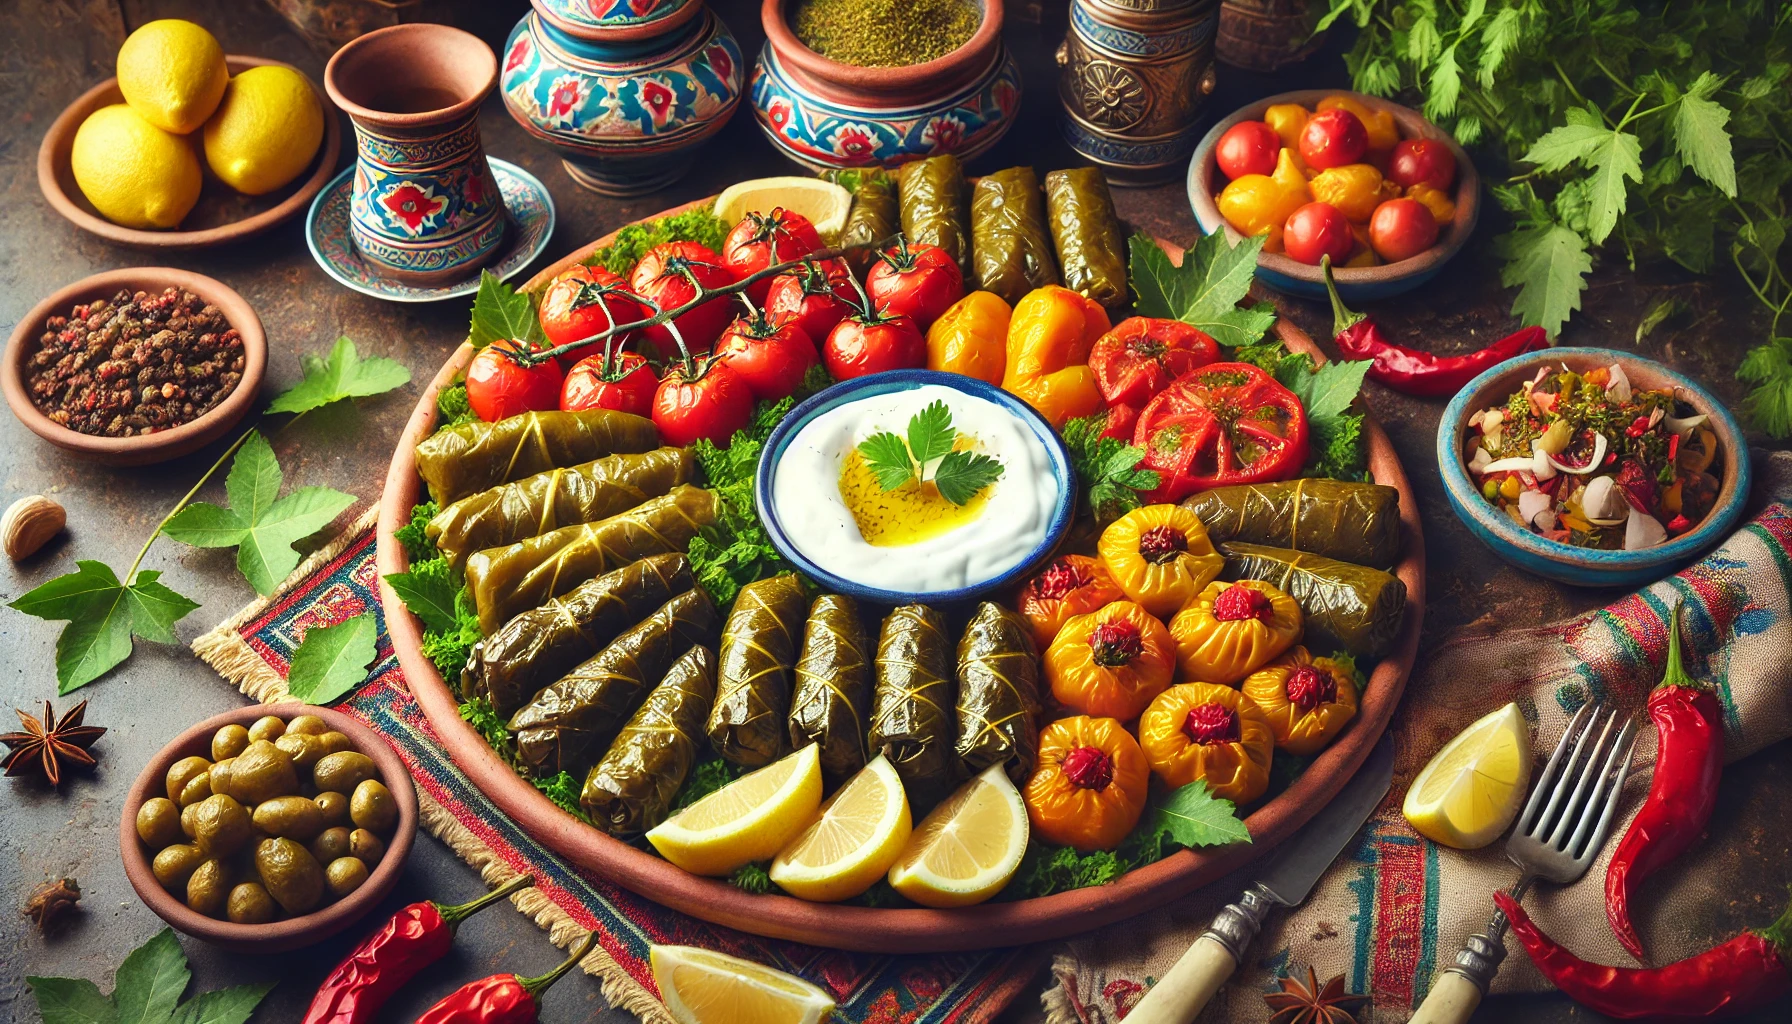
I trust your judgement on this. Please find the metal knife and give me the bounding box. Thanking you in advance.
[1124,736,1396,1024]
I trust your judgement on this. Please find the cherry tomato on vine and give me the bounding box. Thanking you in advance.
[866,241,964,330]
[1215,120,1281,179]
[713,312,817,401]
[1133,362,1309,501]
[629,241,738,359]
[1283,201,1356,266]
[561,349,656,417]
[465,339,564,422]
[1387,138,1457,191]
[824,310,927,379]
[766,258,855,346]
[723,208,824,302]
[536,265,644,364]
[1369,198,1440,263]
[652,358,754,446]
[1299,108,1368,171]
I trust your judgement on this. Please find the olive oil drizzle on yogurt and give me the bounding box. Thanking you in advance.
[839,439,994,546]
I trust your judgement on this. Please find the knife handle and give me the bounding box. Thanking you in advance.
[1410,927,1508,1024]
[1125,885,1274,1024]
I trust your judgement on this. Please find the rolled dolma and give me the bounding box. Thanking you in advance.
[970,167,1060,304]
[1044,167,1127,308]
[429,447,696,568]
[464,552,691,716]
[788,595,872,783]
[898,155,972,275]
[1185,480,1402,570]
[465,485,716,635]
[954,602,1041,784]
[1222,542,1406,658]
[707,574,809,768]
[509,587,720,776]
[835,170,899,271]
[415,408,660,505]
[869,604,957,808]
[580,645,717,836]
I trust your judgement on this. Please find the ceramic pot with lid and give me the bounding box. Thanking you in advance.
[500,0,744,196]
[1057,0,1219,185]
[749,0,1021,170]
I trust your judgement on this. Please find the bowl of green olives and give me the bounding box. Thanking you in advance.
[119,704,418,952]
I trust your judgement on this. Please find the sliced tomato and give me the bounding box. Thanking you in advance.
[1132,362,1309,501]
[1087,317,1222,407]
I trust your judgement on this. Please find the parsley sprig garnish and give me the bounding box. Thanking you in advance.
[856,400,1004,506]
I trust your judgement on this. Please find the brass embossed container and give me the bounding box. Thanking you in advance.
[1057,0,1218,185]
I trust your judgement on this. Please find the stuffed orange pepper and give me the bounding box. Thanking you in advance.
[1045,600,1176,721]
[927,290,1010,385]
[1098,505,1225,619]
[1001,285,1108,427]
[1014,554,1125,650]
[1138,682,1274,803]
[1240,647,1359,756]
[1168,580,1303,684]
[1023,715,1149,851]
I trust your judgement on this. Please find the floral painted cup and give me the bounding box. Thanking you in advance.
[324,24,507,287]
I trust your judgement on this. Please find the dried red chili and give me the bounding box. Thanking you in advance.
[302,874,535,1024]
[1497,891,1792,1021]
[413,932,597,1024]
[1321,258,1548,398]
[1606,602,1724,959]
[26,288,245,437]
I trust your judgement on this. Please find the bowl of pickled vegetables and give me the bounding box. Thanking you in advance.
[1439,348,1750,587]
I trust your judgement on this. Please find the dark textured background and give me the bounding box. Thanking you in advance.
[1,1,1787,1021]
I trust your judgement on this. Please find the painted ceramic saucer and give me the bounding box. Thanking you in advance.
[306,158,556,303]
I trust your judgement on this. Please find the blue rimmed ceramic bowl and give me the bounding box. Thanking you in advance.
[755,370,1074,605]
[1438,348,1751,588]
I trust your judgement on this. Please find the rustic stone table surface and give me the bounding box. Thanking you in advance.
[2,2,1787,1023]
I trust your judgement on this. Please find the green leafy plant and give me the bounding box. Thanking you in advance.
[435,384,479,429]
[265,336,410,415]
[1320,1,1792,432]
[1061,413,1160,522]
[467,271,546,350]
[1129,231,1278,347]
[26,927,274,1024]
[856,399,1005,505]
[285,617,378,705]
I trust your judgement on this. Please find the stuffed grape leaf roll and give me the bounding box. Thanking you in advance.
[464,552,691,716]
[954,602,1041,784]
[580,644,717,836]
[898,155,972,275]
[415,408,660,505]
[971,166,1060,304]
[869,604,957,808]
[707,574,808,768]
[1044,167,1127,308]
[788,595,872,783]
[464,485,716,635]
[1222,542,1406,658]
[1184,480,1401,570]
[428,447,695,568]
[835,170,898,271]
[509,587,720,776]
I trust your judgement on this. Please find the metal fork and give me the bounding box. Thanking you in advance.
[1409,702,1638,1024]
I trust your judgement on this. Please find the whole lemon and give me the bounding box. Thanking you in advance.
[71,104,202,229]
[116,19,228,134]
[203,66,325,195]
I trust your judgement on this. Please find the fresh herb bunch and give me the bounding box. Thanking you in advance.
[582,207,731,276]
[1321,0,1792,432]
[1061,413,1160,522]
[856,399,1005,505]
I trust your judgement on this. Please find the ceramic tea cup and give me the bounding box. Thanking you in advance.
[324,24,507,287]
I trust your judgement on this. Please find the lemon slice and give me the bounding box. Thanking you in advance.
[887,765,1029,908]
[648,744,822,876]
[770,754,911,902]
[1403,702,1532,849]
[651,945,835,1024]
[714,176,853,239]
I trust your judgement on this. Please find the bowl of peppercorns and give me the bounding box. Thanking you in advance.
[2,267,265,465]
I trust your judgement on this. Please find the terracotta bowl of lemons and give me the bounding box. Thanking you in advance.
[39,38,341,250]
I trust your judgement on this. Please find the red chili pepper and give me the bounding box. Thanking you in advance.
[1605,602,1724,959]
[1321,257,1549,397]
[1497,890,1792,1021]
[414,932,596,1024]
[302,874,535,1024]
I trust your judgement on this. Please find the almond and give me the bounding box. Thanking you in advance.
[2,495,66,560]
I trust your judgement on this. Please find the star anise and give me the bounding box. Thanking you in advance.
[1,700,106,785]
[1263,966,1367,1024]
[22,877,81,934]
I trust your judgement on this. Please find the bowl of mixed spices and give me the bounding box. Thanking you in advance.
[750,0,1020,169]
[3,267,265,465]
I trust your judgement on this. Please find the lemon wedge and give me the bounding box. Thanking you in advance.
[770,754,911,902]
[714,176,852,238]
[652,945,835,1024]
[647,744,821,876]
[887,765,1029,907]
[1403,702,1532,849]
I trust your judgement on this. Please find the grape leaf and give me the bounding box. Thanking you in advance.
[27,928,274,1024]
[10,561,199,693]
[1147,779,1252,848]
[23,977,115,1024]
[1521,107,1611,172]
[267,336,411,415]
[1499,222,1592,337]
[285,616,378,705]
[384,558,462,634]
[163,432,357,596]
[169,983,277,1024]
[1581,127,1643,244]
[1128,232,1276,348]
[112,929,187,1024]
[932,449,1005,505]
[468,270,544,348]
[1673,71,1738,197]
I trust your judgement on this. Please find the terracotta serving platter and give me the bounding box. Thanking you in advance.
[374,208,1427,952]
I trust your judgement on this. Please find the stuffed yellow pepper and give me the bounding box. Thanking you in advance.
[1168,580,1303,684]
[1097,504,1225,620]
[1240,647,1359,756]
[1045,600,1175,721]
[1024,715,1149,851]
[1138,682,1274,803]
